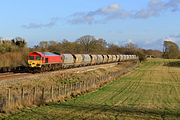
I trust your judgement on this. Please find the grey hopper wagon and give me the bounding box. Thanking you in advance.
[107,55,113,63]
[119,55,123,61]
[73,54,83,67]
[112,55,117,62]
[97,55,103,64]
[61,54,74,68]
[90,55,98,65]
[82,54,91,66]
[116,55,120,62]
[102,55,108,63]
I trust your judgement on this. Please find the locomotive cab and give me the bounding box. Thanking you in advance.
[28,52,43,68]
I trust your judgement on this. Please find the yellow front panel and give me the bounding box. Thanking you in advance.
[28,60,42,67]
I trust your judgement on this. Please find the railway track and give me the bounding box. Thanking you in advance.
[0,73,12,76]
[0,62,119,82]
[0,73,31,80]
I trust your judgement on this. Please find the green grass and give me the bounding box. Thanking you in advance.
[3,59,180,120]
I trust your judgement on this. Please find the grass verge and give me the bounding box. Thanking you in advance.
[3,59,180,120]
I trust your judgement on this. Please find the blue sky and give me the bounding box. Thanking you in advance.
[0,0,180,50]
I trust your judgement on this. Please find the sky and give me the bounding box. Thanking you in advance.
[0,0,180,50]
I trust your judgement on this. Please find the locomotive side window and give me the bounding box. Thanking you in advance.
[45,58,48,63]
[29,56,34,60]
[36,56,41,60]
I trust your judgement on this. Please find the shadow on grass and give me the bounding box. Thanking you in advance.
[50,103,180,119]
[164,61,180,67]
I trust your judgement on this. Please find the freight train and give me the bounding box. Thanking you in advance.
[28,52,138,72]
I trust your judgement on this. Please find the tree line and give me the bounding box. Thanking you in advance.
[3,35,179,68]
[32,35,157,61]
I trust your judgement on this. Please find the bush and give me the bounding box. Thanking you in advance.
[0,51,28,68]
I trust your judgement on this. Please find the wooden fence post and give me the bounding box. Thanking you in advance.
[66,84,68,95]
[50,86,54,101]
[84,81,86,90]
[73,83,76,91]
[73,83,75,91]
[58,86,60,96]
[67,84,70,95]
[7,88,11,107]
[64,84,66,95]
[70,83,73,92]
[33,87,36,103]
[75,82,77,91]
[90,79,92,88]
[21,87,24,100]
[86,81,88,90]
[79,82,81,90]
[93,79,95,88]
[42,88,45,101]
[82,81,84,91]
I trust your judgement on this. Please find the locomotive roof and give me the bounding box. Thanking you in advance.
[42,52,60,56]
[29,52,60,56]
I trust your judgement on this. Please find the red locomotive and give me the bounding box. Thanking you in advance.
[28,52,63,72]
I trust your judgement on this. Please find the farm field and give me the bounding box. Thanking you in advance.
[3,59,180,120]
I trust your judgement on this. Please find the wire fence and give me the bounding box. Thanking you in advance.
[0,63,138,112]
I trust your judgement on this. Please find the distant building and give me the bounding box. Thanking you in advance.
[146,55,155,58]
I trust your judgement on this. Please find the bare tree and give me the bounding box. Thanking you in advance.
[76,35,97,53]
[77,35,107,54]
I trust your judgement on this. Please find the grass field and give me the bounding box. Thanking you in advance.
[3,59,180,120]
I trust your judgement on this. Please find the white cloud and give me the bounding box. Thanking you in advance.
[22,17,59,29]
[69,0,180,24]
[164,38,175,42]
[68,3,130,24]
[134,0,180,18]
[101,4,120,13]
